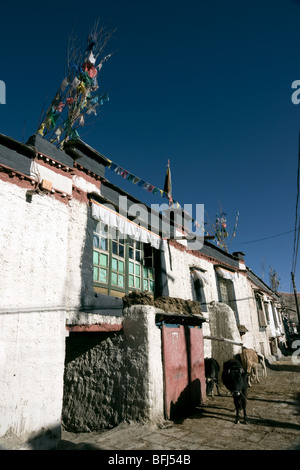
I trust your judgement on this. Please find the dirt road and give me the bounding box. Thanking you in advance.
[58,356,300,451]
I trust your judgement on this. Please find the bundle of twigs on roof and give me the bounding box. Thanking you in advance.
[37,19,114,147]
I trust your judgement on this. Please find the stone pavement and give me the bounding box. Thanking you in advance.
[57,356,300,451]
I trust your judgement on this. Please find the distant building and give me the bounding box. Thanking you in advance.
[279,292,300,343]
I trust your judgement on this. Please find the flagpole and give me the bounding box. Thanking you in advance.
[164,159,172,207]
[168,159,171,207]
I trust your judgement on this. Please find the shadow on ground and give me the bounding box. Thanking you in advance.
[266,358,300,373]
[56,440,102,450]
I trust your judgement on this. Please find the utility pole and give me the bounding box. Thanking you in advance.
[291,272,300,332]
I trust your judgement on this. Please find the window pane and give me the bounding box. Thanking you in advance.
[99,268,107,283]
[219,279,228,303]
[119,260,124,274]
[135,264,140,276]
[100,224,108,237]
[135,277,140,288]
[129,247,134,259]
[93,251,99,265]
[112,231,118,241]
[100,238,108,251]
[111,272,118,285]
[118,275,124,287]
[143,279,148,291]
[93,235,99,248]
[143,267,148,278]
[149,269,154,280]
[144,243,153,267]
[135,250,141,262]
[149,281,154,292]
[112,257,118,272]
[129,262,134,274]
[129,275,134,287]
[100,253,108,268]
[136,241,141,250]
[119,244,124,258]
[112,241,118,255]
[93,267,99,281]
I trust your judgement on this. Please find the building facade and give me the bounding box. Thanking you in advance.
[0,133,285,447]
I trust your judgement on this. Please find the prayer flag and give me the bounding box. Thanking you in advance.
[163,160,173,206]
[133,177,140,184]
[121,170,129,179]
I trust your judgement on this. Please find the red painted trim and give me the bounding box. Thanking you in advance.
[0,162,36,188]
[168,239,250,278]
[169,238,238,270]
[71,185,90,203]
[72,164,102,184]
[0,161,92,205]
[66,323,123,332]
[0,162,72,204]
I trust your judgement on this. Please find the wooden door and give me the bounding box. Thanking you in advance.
[161,324,205,420]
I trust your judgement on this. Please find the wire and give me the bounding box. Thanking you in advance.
[293,220,300,275]
[232,229,296,246]
[292,132,300,276]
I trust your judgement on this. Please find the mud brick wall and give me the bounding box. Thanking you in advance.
[62,305,164,432]
[62,332,126,431]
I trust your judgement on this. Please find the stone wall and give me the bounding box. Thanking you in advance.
[62,305,165,432]
[62,331,125,431]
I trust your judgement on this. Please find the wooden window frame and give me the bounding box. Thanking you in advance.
[216,273,239,323]
[271,301,279,328]
[255,292,268,328]
[93,223,155,296]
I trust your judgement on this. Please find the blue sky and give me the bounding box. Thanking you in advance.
[1,0,300,292]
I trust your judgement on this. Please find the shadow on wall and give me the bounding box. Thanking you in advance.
[0,426,61,450]
[170,378,202,422]
[79,208,124,315]
[79,206,175,312]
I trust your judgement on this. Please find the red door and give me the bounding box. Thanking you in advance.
[161,324,205,420]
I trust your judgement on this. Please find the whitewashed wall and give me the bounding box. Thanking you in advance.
[163,242,274,359]
[0,175,126,444]
[65,198,87,311]
[122,305,165,424]
[164,242,219,302]
[0,179,68,444]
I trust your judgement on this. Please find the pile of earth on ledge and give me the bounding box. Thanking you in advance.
[122,291,202,317]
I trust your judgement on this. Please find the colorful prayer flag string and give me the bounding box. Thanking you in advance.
[37,21,113,147]
[99,154,210,238]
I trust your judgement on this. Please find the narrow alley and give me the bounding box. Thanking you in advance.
[58,356,300,451]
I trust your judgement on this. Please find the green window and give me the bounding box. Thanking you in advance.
[129,239,142,289]
[93,223,155,296]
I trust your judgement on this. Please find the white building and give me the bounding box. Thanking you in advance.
[0,133,285,448]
